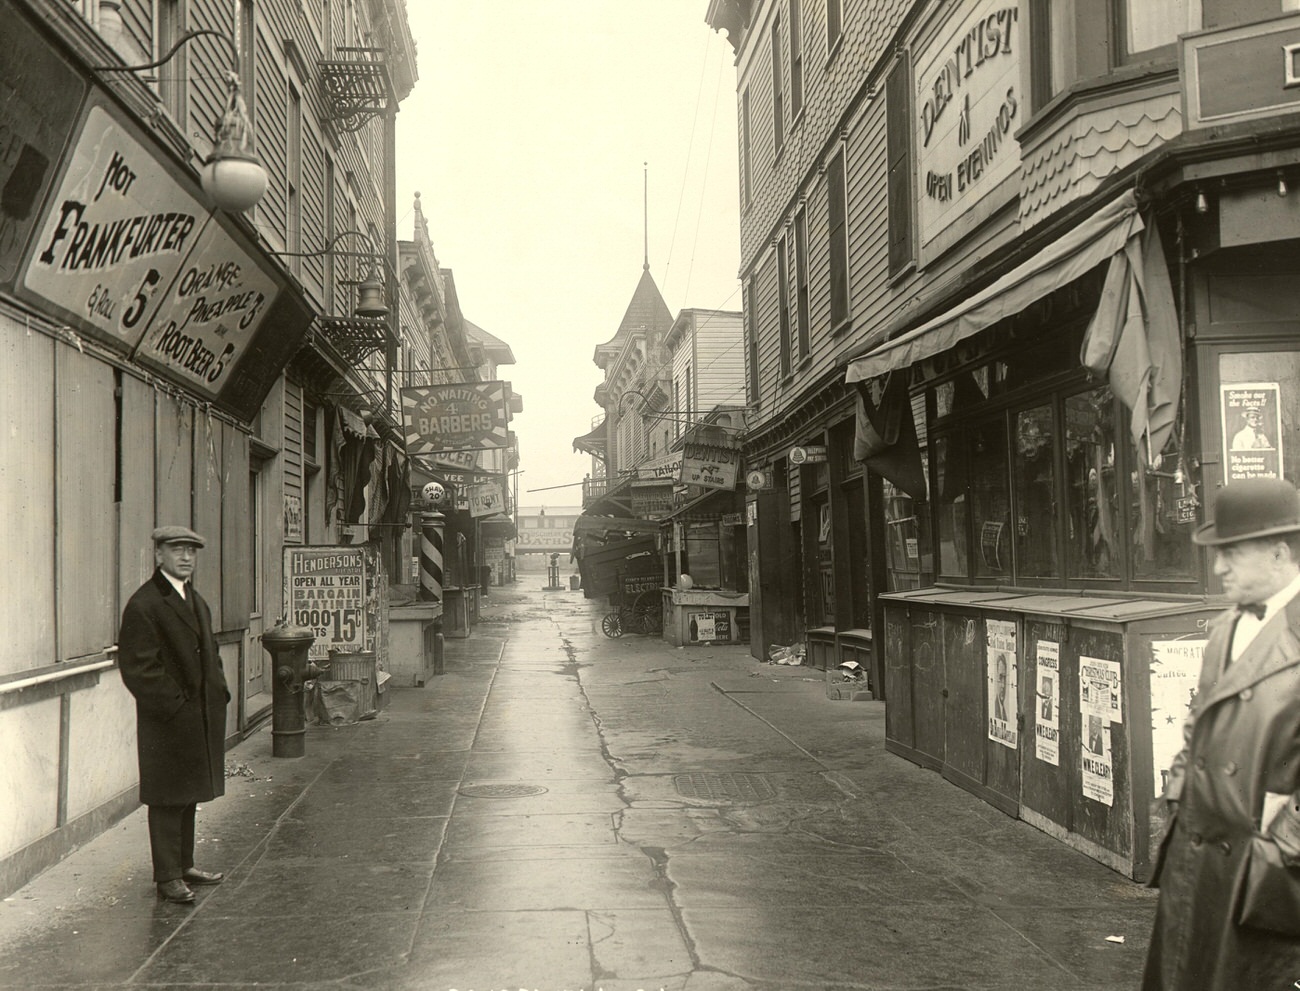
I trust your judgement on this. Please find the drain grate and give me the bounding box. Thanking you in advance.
[458,783,548,798]
[674,772,776,802]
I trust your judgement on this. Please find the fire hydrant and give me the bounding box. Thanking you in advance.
[261,622,322,757]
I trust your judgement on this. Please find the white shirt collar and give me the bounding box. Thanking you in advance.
[1259,571,1300,622]
[161,570,187,599]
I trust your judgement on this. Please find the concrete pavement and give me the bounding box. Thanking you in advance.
[0,582,1155,990]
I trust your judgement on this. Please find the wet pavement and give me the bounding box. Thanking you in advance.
[0,582,1155,990]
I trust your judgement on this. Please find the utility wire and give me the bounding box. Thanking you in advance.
[662,28,714,305]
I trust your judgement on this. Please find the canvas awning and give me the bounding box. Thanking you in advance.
[845,190,1143,384]
[572,421,608,458]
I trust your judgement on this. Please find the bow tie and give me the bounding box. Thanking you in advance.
[1236,602,1267,620]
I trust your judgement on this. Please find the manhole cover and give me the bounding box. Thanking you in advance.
[674,772,776,802]
[458,784,548,799]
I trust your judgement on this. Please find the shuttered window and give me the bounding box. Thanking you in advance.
[777,234,792,376]
[886,55,914,276]
[826,149,849,330]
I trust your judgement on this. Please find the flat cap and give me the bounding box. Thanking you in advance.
[152,525,206,547]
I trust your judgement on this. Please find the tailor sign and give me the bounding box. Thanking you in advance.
[916,1,1022,256]
[401,382,511,455]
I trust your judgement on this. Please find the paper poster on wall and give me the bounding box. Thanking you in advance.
[1080,656,1122,806]
[986,618,1018,749]
[1222,382,1283,481]
[1150,639,1206,799]
[284,546,367,661]
[1034,640,1061,766]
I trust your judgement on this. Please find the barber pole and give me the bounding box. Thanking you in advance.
[419,512,444,603]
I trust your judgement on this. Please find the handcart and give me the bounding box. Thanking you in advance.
[600,572,664,638]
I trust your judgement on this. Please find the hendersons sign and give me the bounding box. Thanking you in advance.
[401,382,511,455]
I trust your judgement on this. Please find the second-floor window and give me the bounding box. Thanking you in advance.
[826,148,849,331]
[771,14,784,153]
[741,88,753,209]
[157,0,186,125]
[886,54,914,276]
[745,275,760,405]
[777,234,792,376]
[789,0,804,121]
[826,0,842,59]
[794,206,810,358]
[286,80,302,263]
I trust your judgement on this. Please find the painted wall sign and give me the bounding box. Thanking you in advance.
[0,0,87,288]
[915,2,1021,254]
[401,381,510,454]
[19,100,209,350]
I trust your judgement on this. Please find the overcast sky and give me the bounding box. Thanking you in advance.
[394,1,742,509]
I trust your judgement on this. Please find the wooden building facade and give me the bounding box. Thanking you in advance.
[710,0,1300,876]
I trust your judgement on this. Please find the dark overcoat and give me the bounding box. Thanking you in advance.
[117,569,230,807]
[1143,596,1300,989]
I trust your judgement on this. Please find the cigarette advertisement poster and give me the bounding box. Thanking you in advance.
[284,546,367,661]
[986,619,1018,750]
[1080,656,1123,806]
[1222,382,1282,481]
[1150,639,1206,799]
[1034,640,1061,767]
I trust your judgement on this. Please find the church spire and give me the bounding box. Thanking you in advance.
[643,162,649,272]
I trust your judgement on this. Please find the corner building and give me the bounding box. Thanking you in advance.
[708,0,1300,878]
[0,0,415,895]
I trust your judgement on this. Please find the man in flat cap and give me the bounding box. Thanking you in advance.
[118,526,230,904]
[1144,478,1300,989]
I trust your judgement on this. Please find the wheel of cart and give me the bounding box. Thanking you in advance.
[601,610,624,638]
[632,588,662,635]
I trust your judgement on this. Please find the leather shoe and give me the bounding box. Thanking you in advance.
[182,868,223,885]
[156,879,195,904]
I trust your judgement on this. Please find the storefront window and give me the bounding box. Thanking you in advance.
[1013,404,1059,578]
[1065,387,1120,579]
[684,522,722,588]
[971,417,1011,578]
[1129,436,1197,582]
[883,480,927,590]
[934,434,969,578]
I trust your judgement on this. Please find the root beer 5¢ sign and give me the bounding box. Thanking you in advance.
[401,382,510,454]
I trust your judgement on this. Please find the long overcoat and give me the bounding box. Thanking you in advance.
[1143,596,1300,989]
[117,569,230,807]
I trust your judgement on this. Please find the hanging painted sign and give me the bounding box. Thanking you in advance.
[632,452,683,481]
[401,381,510,454]
[18,99,208,351]
[133,214,280,398]
[679,442,739,490]
[467,481,504,518]
[1222,381,1283,481]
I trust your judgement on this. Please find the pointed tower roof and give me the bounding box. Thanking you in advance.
[592,268,674,369]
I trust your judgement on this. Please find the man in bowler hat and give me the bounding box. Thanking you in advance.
[118,527,231,904]
[1144,479,1300,989]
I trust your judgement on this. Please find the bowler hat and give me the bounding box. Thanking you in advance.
[152,525,206,548]
[1192,479,1300,546]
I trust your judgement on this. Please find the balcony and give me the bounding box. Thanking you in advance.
[318,47,397,131]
